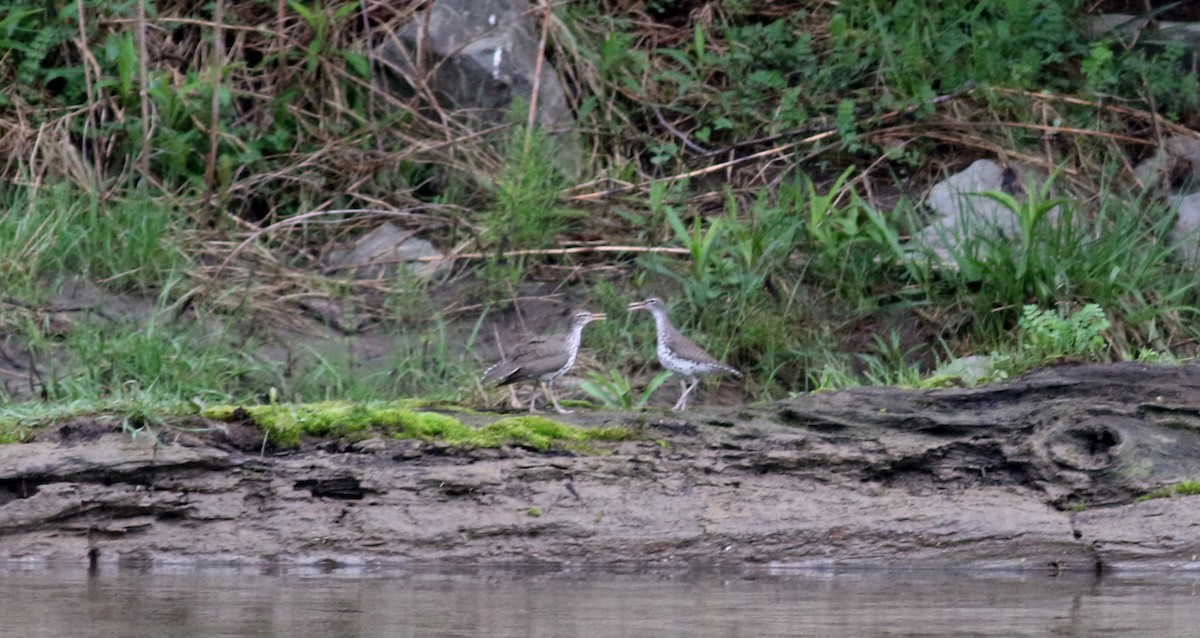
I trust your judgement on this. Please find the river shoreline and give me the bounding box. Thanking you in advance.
[3,363,1200,571]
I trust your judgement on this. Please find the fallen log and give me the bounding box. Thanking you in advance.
[1,362,1198,571]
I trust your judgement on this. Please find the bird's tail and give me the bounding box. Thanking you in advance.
[481,361,518,386]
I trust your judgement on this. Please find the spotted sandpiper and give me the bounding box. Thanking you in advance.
[481,310,606,414]
[628,297,741,411]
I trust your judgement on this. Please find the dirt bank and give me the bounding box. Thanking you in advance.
[3,363,1200,571]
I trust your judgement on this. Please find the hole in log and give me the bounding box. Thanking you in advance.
[1046,424,1122,471]
[915,423,976,437]
[294,477,365,500]
[777,408,848,433]
[0,479,40,504]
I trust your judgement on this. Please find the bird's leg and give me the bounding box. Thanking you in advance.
[527,383,541,413]
[508,385,522,409]
[671,378,689,411]
[673,378,698,411]
[671,379,686,411]
[546,379,573,414]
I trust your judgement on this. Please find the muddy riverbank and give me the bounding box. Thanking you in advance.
[3,363,1200,571]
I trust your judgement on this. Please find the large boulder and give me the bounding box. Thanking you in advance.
[376,0,581,175]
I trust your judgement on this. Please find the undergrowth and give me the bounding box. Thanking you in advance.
[0,0,1198,417]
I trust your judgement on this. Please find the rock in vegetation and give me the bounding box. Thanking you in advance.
[377,0,580,173]
[1082,14,1200,56]
[1169,192,1200,263]
[324,222,449,281]
[1140,137,1200,262]
[1133,136,1200,194]
[915,159,1059,263]
[2,363,1199,570]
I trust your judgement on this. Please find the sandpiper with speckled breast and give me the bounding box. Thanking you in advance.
[628,297,741,411]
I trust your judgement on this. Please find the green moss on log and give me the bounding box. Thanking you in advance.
[202,402,628,451]
[1135,481,1200,502]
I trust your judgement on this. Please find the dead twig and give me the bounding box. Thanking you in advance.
[653,105,714,156]
[415,244,692,262]
[135,0,151,178]
[202,0,224,226]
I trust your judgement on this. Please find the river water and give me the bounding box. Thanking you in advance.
[1,564,1197,637]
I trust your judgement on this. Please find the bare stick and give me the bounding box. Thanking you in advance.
[525,0,552,152]
[653,105,714,156]
[135,0,150,179]
[203,0,225,225]
[76,0,100,191]
[993,87,1200,141]
[276,0,285,55]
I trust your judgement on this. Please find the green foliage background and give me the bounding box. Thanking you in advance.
[0,0,1198,424]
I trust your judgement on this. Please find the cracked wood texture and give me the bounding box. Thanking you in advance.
[2,363,1199,571]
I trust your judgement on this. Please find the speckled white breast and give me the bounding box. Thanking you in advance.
[658,341,719,379]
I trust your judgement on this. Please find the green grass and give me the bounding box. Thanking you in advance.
[0,308,273,441]
[0,183,189,296]
[0,393,204,443]
[282,314,485,403]
[38,316,265,404]
[202,401,630,450]
[1,1,1199,406]
[476,126,584,298]
[1135,481,1200,503]
[486,126,580,251]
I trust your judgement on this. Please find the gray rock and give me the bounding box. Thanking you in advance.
[1081,14,1200,56]
[1134,136,1200,194]
[1168,192,1200,263]
[377,0,580,175]
[914,159,1058,265]
[324,222,449,281]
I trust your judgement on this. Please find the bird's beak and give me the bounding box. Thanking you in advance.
[627,300,647,311]
[591,313,607,321]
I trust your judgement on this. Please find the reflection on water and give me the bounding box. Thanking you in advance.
[0,563,1197,637]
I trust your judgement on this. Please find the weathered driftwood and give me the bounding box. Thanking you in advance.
[2,362,1199,571]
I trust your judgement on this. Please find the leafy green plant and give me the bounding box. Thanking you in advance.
[962,303,1113,383]
[476,126,583,298]
[937,177,1073,304]
[1016,303,1111,364]
[858,332,925,387]
[895,170,1196,348]
[662,204,723,302]
[485,126,579,251]
[800,170,909,306]
[288,0,362,74]
[580,369,673,410]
